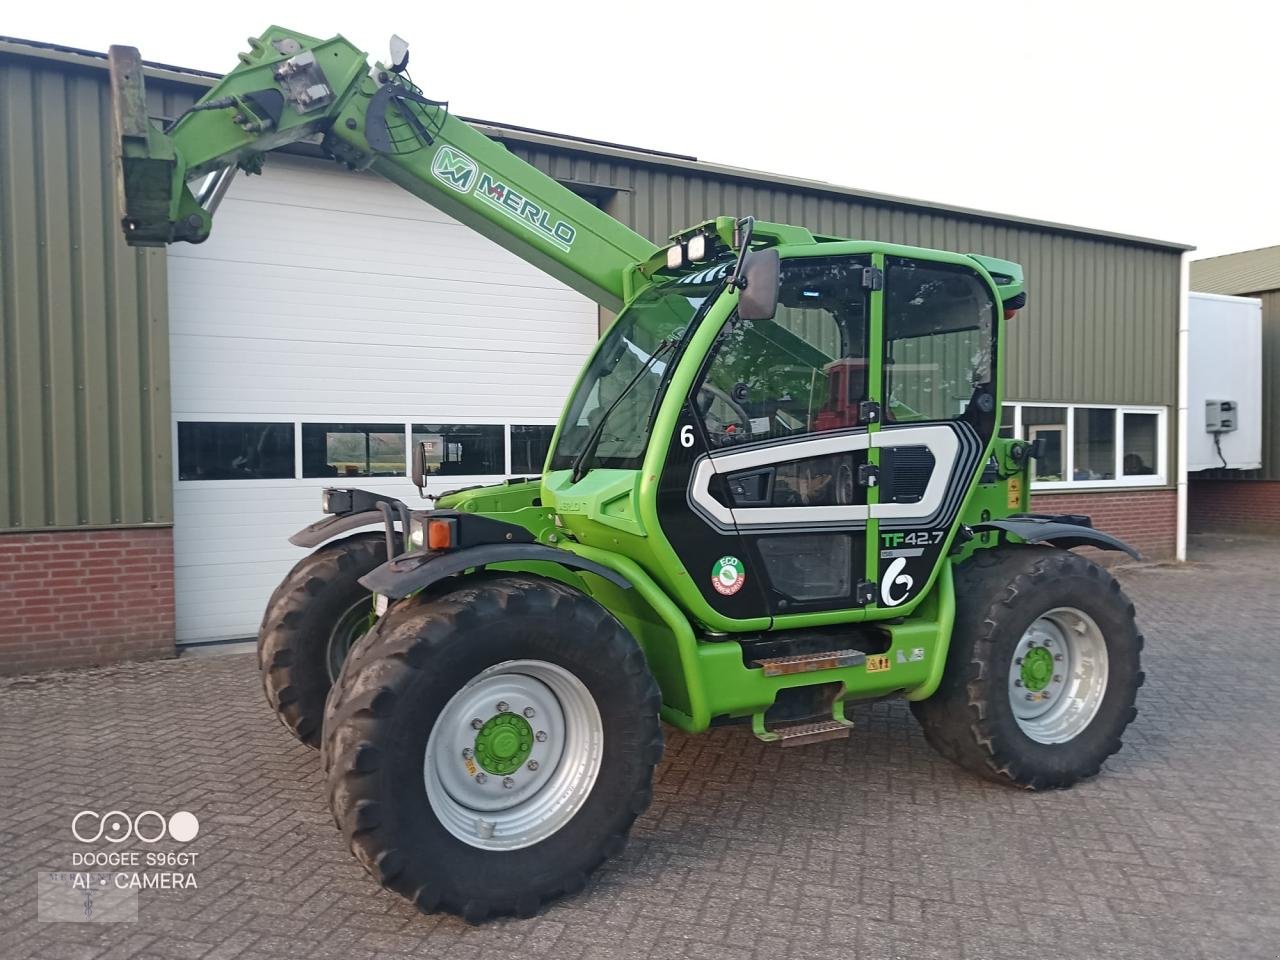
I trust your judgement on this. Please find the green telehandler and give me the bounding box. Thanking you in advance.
[109,27,1145,922]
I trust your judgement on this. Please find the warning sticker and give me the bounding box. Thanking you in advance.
[711,556,747,596]
[866,654,892,673]
[1007,475,1022,509]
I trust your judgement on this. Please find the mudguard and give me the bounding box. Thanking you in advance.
[288,510,388,548]
[359,543,633,598]
[972,517,1142,560]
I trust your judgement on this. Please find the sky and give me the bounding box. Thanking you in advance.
[7,0,1276,259]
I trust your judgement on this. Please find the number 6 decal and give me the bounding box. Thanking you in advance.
[680,425,695,448]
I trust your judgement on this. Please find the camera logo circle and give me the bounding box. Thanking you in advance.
[72,810,200,843]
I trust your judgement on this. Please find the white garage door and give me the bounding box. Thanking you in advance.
[168,156,598,643]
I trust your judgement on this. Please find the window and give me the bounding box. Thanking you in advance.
[695,256,870,445]
[998,404,1016,440]
[302,423,404,478]
[1122,413,1158,476]
[412,424,504,475]
[1020,407,1067,482]
[1073,408,1116,481]
[511,425,555,475]
[884,257,997,428]
[1001,403,1166,489]
[550,271,719,472]
[178,422,294,480]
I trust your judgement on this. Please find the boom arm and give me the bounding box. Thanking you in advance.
[108,27,659,311]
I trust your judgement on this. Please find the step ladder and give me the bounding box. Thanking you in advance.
[749,649,863,747]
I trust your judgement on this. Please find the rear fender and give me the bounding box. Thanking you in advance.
[972,517,1141,560]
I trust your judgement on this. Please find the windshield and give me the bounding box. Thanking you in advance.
[549,265,729,472]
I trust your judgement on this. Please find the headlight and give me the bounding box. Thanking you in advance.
[409,518,425,548]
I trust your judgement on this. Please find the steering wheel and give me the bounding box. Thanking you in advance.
[697,383,753,444]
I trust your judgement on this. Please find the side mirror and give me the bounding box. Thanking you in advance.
[736,248,780,321]
[389,34,410,74]
[411,440,428,495]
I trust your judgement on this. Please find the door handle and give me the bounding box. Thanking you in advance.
[727,467,774,507]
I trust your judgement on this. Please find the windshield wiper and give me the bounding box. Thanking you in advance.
[571,338,676,484]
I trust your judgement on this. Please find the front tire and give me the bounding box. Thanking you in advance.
[321,575,662,922]
[257,532,393,748]
[911,546,1144,789]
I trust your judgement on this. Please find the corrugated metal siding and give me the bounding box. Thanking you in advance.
[0,56,198,530]
[1254,290,1280,481]
[509,144,1182,411]
[1191,246,1280,297]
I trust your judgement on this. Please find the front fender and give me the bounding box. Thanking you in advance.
[358,543,633,599]
[972,517,1142,560]
[288,510,388,548]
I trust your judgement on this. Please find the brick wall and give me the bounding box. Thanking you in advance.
[1189,479,1280,533]
[0,528,175,675]
[1030,488,1177,560]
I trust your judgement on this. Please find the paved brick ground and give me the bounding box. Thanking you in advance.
[2,532,1278,960]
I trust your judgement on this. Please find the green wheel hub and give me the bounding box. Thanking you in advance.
[1020,645,1055,692]
[473,712,534,775]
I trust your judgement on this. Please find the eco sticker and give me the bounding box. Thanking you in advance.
[866,654,891,673]
[711,556,746,596]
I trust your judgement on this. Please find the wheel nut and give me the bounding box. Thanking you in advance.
[1014,679,1023,687]
[527,760,539,771]
[523,706,536,718]
[1025,693,1033,701]
[462,747,473,759]
[1055,654,1064,662]
[1015,657,1023,666]
[1053,675,1062,683]
[471,718,483,730]
[535,731,547,742]
[475,772,487,783]
[496,701,509,713]
[502,777,514,789]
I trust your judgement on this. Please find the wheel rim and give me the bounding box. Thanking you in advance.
[326,599,372,682]
[424,659,603,851]
[1008,606,1109,744]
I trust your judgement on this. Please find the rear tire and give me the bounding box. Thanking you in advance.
[910,546,1143,789]
[321,575,662,922]
[257,532,393,748]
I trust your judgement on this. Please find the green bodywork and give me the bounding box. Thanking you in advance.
[109,26,1034,735]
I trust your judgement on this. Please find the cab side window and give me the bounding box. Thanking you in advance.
[693,256,871,447]
[883,258,998,428]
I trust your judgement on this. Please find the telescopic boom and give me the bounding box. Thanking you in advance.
[108,27,659,311]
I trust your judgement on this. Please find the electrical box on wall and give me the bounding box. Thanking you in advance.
[1205,399,1237,434]
[1187,293,1262,471]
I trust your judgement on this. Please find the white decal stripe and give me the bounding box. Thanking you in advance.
[709,432,872,471]
[690,433,873,529]
[868,425,959,520]
[688,423,972,531]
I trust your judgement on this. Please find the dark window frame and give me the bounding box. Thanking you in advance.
[177,421,296,481]
[411,423,506,477]
[301,422,406,479]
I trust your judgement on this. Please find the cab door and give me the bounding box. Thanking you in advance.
[682,255,878,619]
[868,255,1000,610]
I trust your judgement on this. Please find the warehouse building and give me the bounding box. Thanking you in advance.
[1190,247,1280,530]
[0,38,1191,674]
